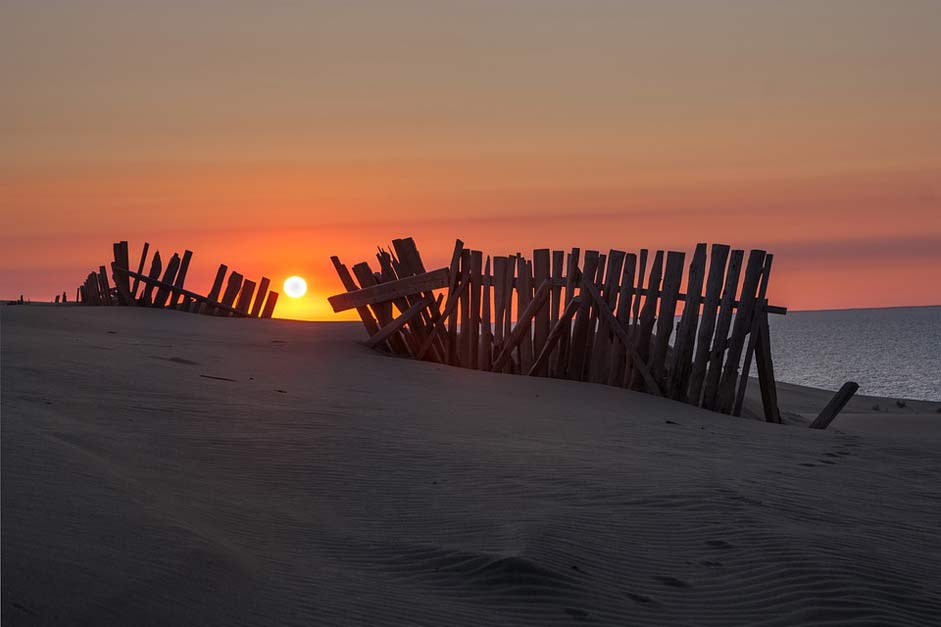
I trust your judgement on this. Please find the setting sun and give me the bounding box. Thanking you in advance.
[283,276,307,299]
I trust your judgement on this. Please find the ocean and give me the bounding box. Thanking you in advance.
[764,305,940,401]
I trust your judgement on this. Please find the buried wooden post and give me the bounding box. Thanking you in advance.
[235,279,257,315]
[809,382,859,430]
[528,295,582,376]
[97,266,113,305]
[169,250,193,307]
[416,271,470,361]
[330,257,383,344]
[153,253,181,307]
[130,242,150,299]
[218,271,244,314]
[365,295,435,349]
[250,278,271,317]
[112,241,131,304]
[260,291,278,319]
[754,303,782,423]
[732,254,775,417]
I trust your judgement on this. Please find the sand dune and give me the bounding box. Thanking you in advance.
[3,306,940,626]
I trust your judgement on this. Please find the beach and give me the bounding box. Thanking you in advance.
[3,306,940,625]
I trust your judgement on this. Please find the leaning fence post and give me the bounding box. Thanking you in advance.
[809,382,859,430]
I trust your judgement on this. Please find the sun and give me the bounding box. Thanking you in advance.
[283,275,308,299]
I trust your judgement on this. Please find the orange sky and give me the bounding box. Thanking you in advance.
[2,1,939,318]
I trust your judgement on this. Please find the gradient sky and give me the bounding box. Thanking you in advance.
[2,0,939,320]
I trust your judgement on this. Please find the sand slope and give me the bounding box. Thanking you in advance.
[3,307,940,626]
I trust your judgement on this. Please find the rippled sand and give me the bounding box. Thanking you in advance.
[3,306,940,626]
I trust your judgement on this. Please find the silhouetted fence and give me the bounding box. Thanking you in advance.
[70,240,279,318]
[329,237,787,422]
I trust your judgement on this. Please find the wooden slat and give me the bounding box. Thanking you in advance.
[687,244,730,404]
[516,255,534,374]
[260,291,278,319]
[566,250,599,380]
[492,279,552,372]
[809,382,859,430]
[153,253,181,307]
[628,251,663,390]
[458,249,472,367]
[376,250,422,357]
[716,249,767,414]
[130,242,150,299]
[479,256,493,371]
[492,256,508,362]
[366,295,435,349]
[579,275,661,396]
[353,261,410,355]
[446,240,465,365]
[198,264,228,315]
[532,248,551,372]
[327,267,449,312]
[753,303,782,423]
[109,262,136,305]
[701,249,744,409]
[168,250,192,307]
[666,244,706,399]
[608,252,637,386]
[330,257,382,339]
[469,250,483,369]
[501,253,517,368]
[250,277,270,318]
[529,295,582,376]
[393,237,448,360]
[97,266,112,305]
[112,241,131,304]
[732,254,775,416]
[650,251,685,387]
[235,279,257,314]
[548,250,565,375]
[631,249,648,330]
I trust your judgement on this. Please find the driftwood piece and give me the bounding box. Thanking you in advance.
[687,244,730,404]
[809,382,859,430]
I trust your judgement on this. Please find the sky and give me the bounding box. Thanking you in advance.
[2,0,939,320]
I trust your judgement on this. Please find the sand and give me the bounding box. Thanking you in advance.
[3,306,940,626]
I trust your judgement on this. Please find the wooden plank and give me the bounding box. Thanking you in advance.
[366,295,435,349]
[235,279,257,314]
[516,255,534,374]
[628,251,663,390]
[375,250,422,357]
[608,252,637,386]
[168,249,193,307]
[389,239,446,361]
[580,275,661,396]
[701,249,745,409]
[754,303,782,423]
[566,250,599,380]
[458,248,472,367]
[732,254,775,416]
[809,382,859,430]
[667,244,707,399]
[250,277,270,317]
[469,250,483,369]
[479,256,493,371]
[153,253,181,307]
[501,253,517,368]
[330,257,381,338]
[218,271,244,314]
[492,279,552,372]
[198,264,228,315]
[589,249,625,384]
[492,256,508,361]
[532,248,551,371]
[529,295,582,376]
[555,249,580,377]
[716,249,767,414]
[97,266,113,305]
[631,249,648,330]
[548,250,565,375]
[260,291,278,319]
[112,241,131,304]
[687,244,730,404]
[327,267,449,312]
[446,240,465,365]
[130,242,150,299]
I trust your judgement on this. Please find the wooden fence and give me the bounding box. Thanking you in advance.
[71,240,280,318]
[329,237,787,422]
